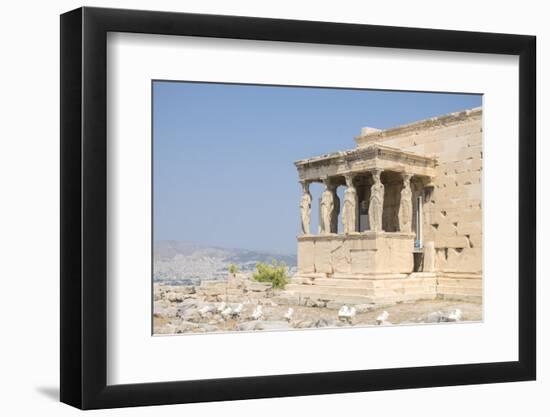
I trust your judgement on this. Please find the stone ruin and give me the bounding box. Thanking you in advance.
[285,107,483,307]
[196,273,274,303]
[153,108,484,334]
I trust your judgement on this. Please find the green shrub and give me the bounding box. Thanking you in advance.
[228,264,239,274]
[252,260,289,289]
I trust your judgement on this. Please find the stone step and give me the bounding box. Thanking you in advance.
[285,284,376,296]
[284,291,376,305]
[292,277,380,288]
[408,272,438,279]
[437,278,483,288]
[438,293,482,303]
[286,283,437,298]
[330,273,411,280]
[369,289,437,300]
[292,272,328,279]
[282,289,439,306]
[290,278,437,291]
[438,273,482,280]
[437,285,482,296]
[382,293,438,303]
[294,273,411,280]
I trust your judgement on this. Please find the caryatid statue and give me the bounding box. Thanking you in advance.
[399,174,413,233]
[299,181,312,234]
[369,170,384,231]
[342,174,358,234]
[320,179,334,234]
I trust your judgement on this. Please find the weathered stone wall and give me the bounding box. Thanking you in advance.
[298,233,415,275]
[382,181,401,232]
[356,108,483,278]
[195,275,273,303]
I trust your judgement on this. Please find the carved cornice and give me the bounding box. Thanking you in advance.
[294,143,436,181]
[297,231,416,242]
[295,144,434,168]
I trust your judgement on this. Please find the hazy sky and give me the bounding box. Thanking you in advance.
[153,81,482,254]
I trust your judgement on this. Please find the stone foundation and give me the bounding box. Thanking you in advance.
[298,232,415,275]
[283,271,481,307]
[436,272,482,303]
[284,272,436,306]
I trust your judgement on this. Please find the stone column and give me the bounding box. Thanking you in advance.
[399,173,413,233]
[319,178,334,234]
[342,174,358,234]
[369,169,384,231]
[299,181,312,234]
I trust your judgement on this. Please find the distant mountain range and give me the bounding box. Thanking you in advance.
[153,240,297,285]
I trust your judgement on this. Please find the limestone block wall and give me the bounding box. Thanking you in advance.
[197,275,273,303]
[382,181,401,232]
[298,233,415,276]
[356,108,483,279]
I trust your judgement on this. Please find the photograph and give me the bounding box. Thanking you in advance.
[0,0,543,413]
[152,81,484,335]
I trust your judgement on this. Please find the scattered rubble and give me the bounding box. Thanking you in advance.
[251,305,263,321]
[376,311,390,325]
[447,309,463,322]
[153,277,480,335]
[284,307,294,322]
[338,305,356,324]
[424,308,464,323]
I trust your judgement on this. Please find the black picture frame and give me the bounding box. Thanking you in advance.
[60,6,536,410]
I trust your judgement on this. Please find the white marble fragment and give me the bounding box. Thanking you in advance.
[338,305,356,323]
[231,303,244,317]
[284,307,294,322]
[376,311,389,325]
[220,307,233,319]
[447,309,463,322]
[198,305,213,317]
[251,305,263,320]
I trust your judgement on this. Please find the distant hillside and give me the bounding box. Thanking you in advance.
[153,240,297,285]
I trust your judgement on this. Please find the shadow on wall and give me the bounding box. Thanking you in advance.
[35,386,59,401]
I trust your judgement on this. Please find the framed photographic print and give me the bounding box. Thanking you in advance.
[60,6,536,409]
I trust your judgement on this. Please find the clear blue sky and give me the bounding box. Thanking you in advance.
[153,81,481,254]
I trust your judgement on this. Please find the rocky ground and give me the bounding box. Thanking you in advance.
[153,277,482,335]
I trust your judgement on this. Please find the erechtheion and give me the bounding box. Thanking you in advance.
[288,107,482,305]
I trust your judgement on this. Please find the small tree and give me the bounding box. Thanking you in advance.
[228,264,239,275]
[252,260,289,289]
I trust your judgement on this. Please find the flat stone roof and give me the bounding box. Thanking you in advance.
[295,143,436,181]
[294,107,481,182]
[355,106,482,147]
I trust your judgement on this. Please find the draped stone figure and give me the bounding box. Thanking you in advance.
[369,170,384,231]
[399,174,413,233]
[299,182,312,234]
[342,175,358,234]
[320,181,334,234]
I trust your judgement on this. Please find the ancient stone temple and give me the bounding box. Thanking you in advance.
[287,107,482,306]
